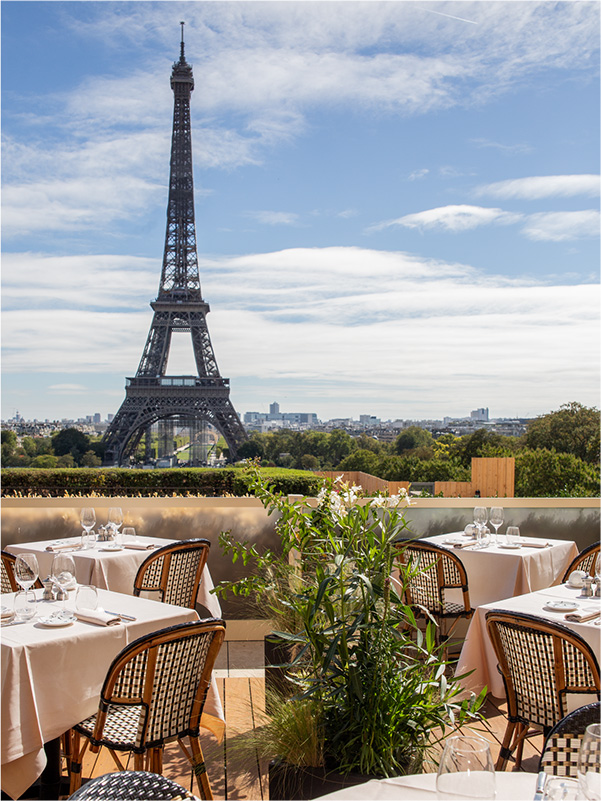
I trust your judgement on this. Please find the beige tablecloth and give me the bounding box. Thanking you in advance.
[6,536,221,616]
[424,533,578,608]
[1,588,224,799]
[455,583,601,698]
[314,771,536,799]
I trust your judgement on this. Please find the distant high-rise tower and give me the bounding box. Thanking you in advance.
[103,24,247,465]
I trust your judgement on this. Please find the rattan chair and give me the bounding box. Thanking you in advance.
[133,539,211,609]
[67,618,226,799]
[561,542,600,583]
[485,611,600,770]
[1,550,43,593]
[538,702,600,777]
[68,770,199,800]
[395,539,473,653]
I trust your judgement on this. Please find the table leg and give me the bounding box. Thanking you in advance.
[39,738,62,800]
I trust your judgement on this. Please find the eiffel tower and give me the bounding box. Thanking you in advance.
[103,24,247,466]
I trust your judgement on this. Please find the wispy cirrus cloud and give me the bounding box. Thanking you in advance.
[469,138,533,154]
[476,175,600,200]
[521,210,600,242]
[244,210,302,226]
[367,205,521,233]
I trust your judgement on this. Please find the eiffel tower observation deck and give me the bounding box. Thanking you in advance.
[103,24,247,466]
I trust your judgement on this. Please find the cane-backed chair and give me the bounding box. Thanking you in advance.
[133,539,210,609]
[68,770,198,800]
[67,619,225,799]
[485,611,600,770]
[395,539,473,653]
[561,542,600,583]
[1,550,43,593]
[538,702,600,777]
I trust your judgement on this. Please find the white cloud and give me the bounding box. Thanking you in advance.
[521,210,601,242]
[408,169,429,181]
[469,138,533,154]
[47,384,88,393]
[368,205,521,233]
[477,175,600,200]
[245,210,301,226]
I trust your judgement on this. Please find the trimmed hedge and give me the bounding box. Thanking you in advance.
[0,467,323,498]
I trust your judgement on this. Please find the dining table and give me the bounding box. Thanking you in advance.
[454,582,601,699]
[313,770,537,799]
[422,532,578,608]
[0,587,225,800]
[5,535,222,617]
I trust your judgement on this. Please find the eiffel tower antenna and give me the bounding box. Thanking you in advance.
[102,26,247,466]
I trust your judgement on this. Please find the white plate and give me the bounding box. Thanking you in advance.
[545,600,579,612]
[38,615,75,627]
[499,543,522,549]
[564,582,585,590]
[99,546,123,552]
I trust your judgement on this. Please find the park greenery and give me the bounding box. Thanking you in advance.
[1,402,599,497]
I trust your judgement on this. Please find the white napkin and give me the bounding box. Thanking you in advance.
[75,609,121,626]
[123,542,155,550]
[1,605,15,622]
[46,542,79,552]
[522,540,550,549]
[565,609,601,623]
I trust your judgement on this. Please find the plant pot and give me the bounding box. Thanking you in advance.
[268,759,370,800]
[264,634,296,708]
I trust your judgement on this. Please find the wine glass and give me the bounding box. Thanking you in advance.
[107,507,123,540]
[436,734,496,799]
[80,507,96,550]
[14,553,39,591]
[51,553,76,620]
[489,507,503,545]
[473,507,487,548]
[578,723,601,800]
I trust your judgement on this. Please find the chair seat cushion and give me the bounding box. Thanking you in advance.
[75,704,145,750]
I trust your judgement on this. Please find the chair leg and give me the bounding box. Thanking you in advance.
[495,721,518,771]
[134,752,145,771]
[68,730,88,795]
[188,735,213,800]
[61,730,72,774]
[514,724,528,770]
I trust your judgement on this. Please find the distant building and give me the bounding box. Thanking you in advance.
[471,408,489,422]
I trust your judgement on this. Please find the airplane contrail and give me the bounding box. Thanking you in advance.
[418,7,478,25]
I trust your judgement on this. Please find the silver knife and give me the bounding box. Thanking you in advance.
[105,611,137,621]
[533,770,546,801]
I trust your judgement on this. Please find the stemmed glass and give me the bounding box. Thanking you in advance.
[473,507,488,549]
[489,507,504,545]
[13,554,39,621]
[577,723,601,800]
[436,734,496,799]
[51,553,76,620]
[107,507,123,543]
[80,507,96,550]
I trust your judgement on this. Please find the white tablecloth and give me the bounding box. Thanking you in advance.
[6,536,221,616]
[455,583,601,698]
[424,534,578,608]
[1,588,225,799]
[315,771,536,799]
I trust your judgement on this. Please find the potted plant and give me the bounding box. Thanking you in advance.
[217,465,486,799]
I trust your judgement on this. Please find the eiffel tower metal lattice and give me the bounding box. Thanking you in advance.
[103,24,247,466]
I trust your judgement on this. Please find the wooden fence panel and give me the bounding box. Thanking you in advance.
[471,457,515,497]
[434,482,474,498]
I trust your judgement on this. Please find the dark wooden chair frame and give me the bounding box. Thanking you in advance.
[395,539,473,653]
[67,618,226,799]
[561,541,600,583]
[486,610,600,771]
[133,538,211,609]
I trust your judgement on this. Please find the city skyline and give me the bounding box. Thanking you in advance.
[2,1,600,423]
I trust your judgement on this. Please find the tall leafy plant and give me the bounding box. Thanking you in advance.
[217,464,485,777]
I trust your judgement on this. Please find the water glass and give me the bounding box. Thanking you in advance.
[122,526,136,544]
[578,723,601,801]
[506,526,521,546]
[75,585,98,613]
[436,734,496,798]
[542,776,579,800]
[14,590,37,622]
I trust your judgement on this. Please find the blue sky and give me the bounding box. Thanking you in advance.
[2,0,599,423]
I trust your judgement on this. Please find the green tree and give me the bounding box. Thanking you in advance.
[21,436,37,457]
[328,429,356,467]
[337,449,380,474]
[81,450,102,467]
[393,426,434,455]
[1,430,17,449]
[523,402,600,464]
[52,428,90,465]
[30,454,59,469]
[515,448,600,497]
[300,453,319,471]
[57,453,75,468]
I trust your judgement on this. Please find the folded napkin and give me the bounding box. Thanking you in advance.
[1,606,15,622]
[75,609,121,626]
[565,609,601,623]
[522,540,550,549]
[123,542,156,550]
[453,541,476,549]
[46,542,79,552]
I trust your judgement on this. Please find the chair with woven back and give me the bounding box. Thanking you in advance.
[394,539,473,655]
[1,550,43,593]
[538,702,600,778]
[68,770,198,800]
[561,541,600,583]
[67,618,226,799]
[485,611,600,770]
[133,539,211,609]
